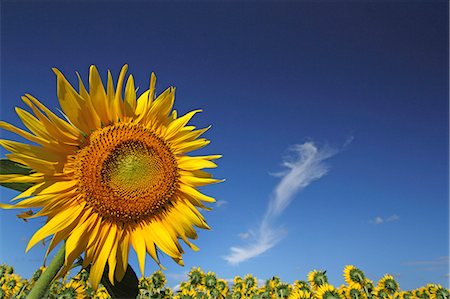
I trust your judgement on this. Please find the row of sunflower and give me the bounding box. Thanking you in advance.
[0,264,448,299]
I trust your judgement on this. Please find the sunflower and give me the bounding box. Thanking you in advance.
[180,287,197,298]
[150,270,167,291]
[204,272,218,290]
[233,276,243,292]
[315,284,343,299]
[377,275,399,295]
[345,284,367,299]
[276,283,291,298]
[0,65,221,289]
[2,273,24,297]
[216,279,229,297]
[93,285,111,299]
[375,287,391,299]
[293,280,310,292]
[430,285,450,299]
[58,279,89,299]
[399,291,414,299]
[288,289,312,299]
[243,274,257,292]
[307,270,328,290]
[343,265,366,287]
[188,267,205,287]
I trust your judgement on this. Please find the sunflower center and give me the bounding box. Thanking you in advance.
[74,123,178,222]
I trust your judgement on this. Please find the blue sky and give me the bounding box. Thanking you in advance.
[0,1,448,290]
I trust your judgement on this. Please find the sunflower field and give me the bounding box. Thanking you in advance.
[0,264,448,299]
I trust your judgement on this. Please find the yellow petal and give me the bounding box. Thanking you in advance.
[21,96,80,144]
[53,68,91,133]
[0,121,49,146]
[131,225,147,277]
[90,222,117,289]
[165,110,202,140]
[24,94,84,139]
[0,174,43,183]
[116,230,130,282]
[124,75,136,117]
[113,64,128,119]
[108,229,121,284]
[179,183,216,203]
[64,211,96,267]
[89,65,110,125]
[177,155,220,170]
[26,203,85,252]
[172,138,210,154]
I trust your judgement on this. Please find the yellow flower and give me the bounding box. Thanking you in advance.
[307,270,328,290]
[429,284,450,299]
[204,272,218,290]
[2,273,24,297]
[0,65,221,289]
[315,284,343,299]
[343,265,366,287]
[93,285,111,299]
[243,274,257,292]
[216,279,229,297]
[59,279,90,298]
[345,283,367,299]
[289,289,312,299]
[398,291,414,299]
[377,275,399,294]
[188,267,205,287]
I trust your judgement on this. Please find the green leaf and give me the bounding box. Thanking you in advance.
[101,264,139,299]
[0,159,35,192]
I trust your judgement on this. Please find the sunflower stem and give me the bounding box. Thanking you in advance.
[27,243,65,299]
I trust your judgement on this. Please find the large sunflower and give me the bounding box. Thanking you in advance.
[0,65,221,288]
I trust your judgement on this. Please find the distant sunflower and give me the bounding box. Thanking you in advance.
[377,275,399,294]
[0,65,221,288]
[429,285,450,299]
[307,270,328,290]
[315,284,343,299]
[93,285,110,299]
[343,265,365,286]
[288,289,312,299]
[204,272,218,290]
[59,279,89,299]
[293,280,310,292]
[2,274,23,297]
[345,284,367,299]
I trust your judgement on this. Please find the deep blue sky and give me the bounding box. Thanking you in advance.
[1,1,448,290]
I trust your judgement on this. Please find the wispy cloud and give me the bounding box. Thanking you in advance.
[216,200,228,208]
[224,142,339,265]
[370,214,400,225]
[238,231,254,240]
[403,256,449,273]
[403,256,449,267]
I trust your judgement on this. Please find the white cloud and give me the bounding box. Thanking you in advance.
[403,256,449,273]
[238,231,253,240]
[403,256,449,266]
[370,214,400,225]
[224,142,338,265]
[216,200,228,208]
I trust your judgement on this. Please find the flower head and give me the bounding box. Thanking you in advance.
[307,270,328,290]
[0,65,221,289]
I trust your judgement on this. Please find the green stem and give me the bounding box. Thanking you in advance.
[27,243,65,299]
